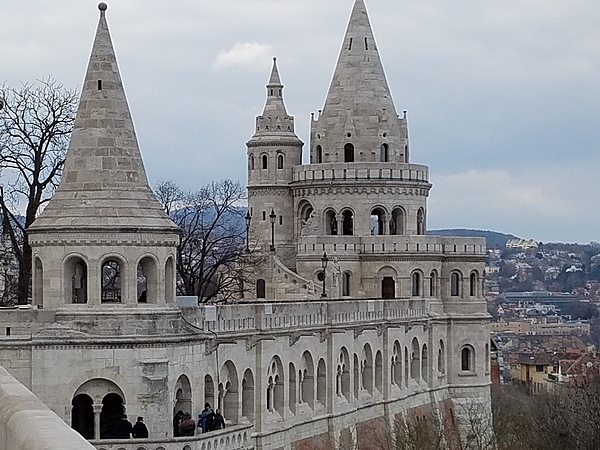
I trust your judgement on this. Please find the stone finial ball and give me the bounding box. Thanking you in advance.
[98,2,108,11]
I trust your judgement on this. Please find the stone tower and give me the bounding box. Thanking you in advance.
[246,58,303,266]
[28,3,180,319]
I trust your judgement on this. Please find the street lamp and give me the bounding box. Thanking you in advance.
[269,209,276,251]
[321,252,328,298]
[245,211,251,253]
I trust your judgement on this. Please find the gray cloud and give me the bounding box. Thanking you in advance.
[3,0,600,243]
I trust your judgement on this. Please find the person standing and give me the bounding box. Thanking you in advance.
[198,403,214,433]
[173,410,184,437]
[132,416,149,438]
[179,412,196,436]
[212,409,225,430]
[114,414,133,439]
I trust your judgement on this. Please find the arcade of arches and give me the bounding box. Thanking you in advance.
[70,337,481,441]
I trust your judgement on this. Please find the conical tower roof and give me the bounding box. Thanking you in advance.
[248,57,302,144]
[322,0,399,119]
[29,3,177,233]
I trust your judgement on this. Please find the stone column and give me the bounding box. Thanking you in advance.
[93,403,103,440]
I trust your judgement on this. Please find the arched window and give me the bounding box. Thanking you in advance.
[65,256,87,304]
[380,143,389,162]
[370,208,386,235]
[410,338,420,382]
[411,271,421,297]
[301,351,315,409]
[256,279,266,298]
[317,359,326,407]
[289,363,297,414]
[421,344,428,384]
[137,256,156,303]
[277,154,284,169]
[101,259,122,303]
[470,271,478,296]
[417,208,425,235]
[438,340,445,374]
[353,354,359,399]
[165,256,175,303]
[33,257,43,307]
[250,155,255,170]
[429,270,438,297]
[220,361,239,423]
[451,272,460,297]
[392,341,402,386]
[362,344,374,395]
[461,346,475,372]
[174,375,193,419]
[375,351,383,393]
[342,272,351,297]
[262,155,268,169]
[344,143,354,162]
[72,394,94,439]
[266,357,284,414]
[204,375,215,410]
[342,210,353,235]
[242,369,255,422]
[317,145,323,163]
[325,210,337,235]
[339,348,351,400]
[100,393,125,439]
[390,207,405,235]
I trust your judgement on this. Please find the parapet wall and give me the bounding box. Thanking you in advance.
[292,162,429,184]
[0,366,96,450]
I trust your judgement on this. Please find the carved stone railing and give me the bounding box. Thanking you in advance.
[183,299,429,336]
[297,235,486,257]
[91,424,254,450]
[0,366,96,450]
[292,162,429,184]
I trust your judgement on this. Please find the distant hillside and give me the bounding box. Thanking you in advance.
[428,229,519,248]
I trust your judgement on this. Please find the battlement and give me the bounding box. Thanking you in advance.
[292,162,429,185]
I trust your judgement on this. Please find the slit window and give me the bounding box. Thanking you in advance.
[97,80,102,90]
[364,37,368,50]
[349,38,353,50]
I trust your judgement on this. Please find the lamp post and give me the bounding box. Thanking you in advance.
[245,211,251,253]
[269,209,276,251]
[321,252,328,298]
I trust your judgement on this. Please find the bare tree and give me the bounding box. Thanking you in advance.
[155,179,265,303]
[0,78,78,304]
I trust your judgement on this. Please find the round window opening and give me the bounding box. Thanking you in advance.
[383,132,388,137]
[346,132,352,138]
[317,271,325,282]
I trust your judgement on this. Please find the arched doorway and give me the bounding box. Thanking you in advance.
[220,360,239,423]
[174,375,193,417]
[381,277,395,299]
[242,369,255,422]
[72,394,94,439]
[100,392,125,439]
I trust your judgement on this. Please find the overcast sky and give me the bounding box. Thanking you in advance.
[3,1,600,243]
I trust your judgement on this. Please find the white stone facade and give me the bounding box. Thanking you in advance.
[0,1,491,450]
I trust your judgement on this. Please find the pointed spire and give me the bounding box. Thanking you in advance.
[29,3,177,232]
[249,57,302,140]
[311,0,407,164]
[268,57,282,87]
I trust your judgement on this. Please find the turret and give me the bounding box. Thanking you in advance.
[28,3,179,311]
[246,58,303,265]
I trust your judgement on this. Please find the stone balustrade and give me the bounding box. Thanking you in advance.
[292,162,429,184]
[0,366,97,450]
[185,298,429,335]
[91,424,254,450]
[297,235,486,257]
